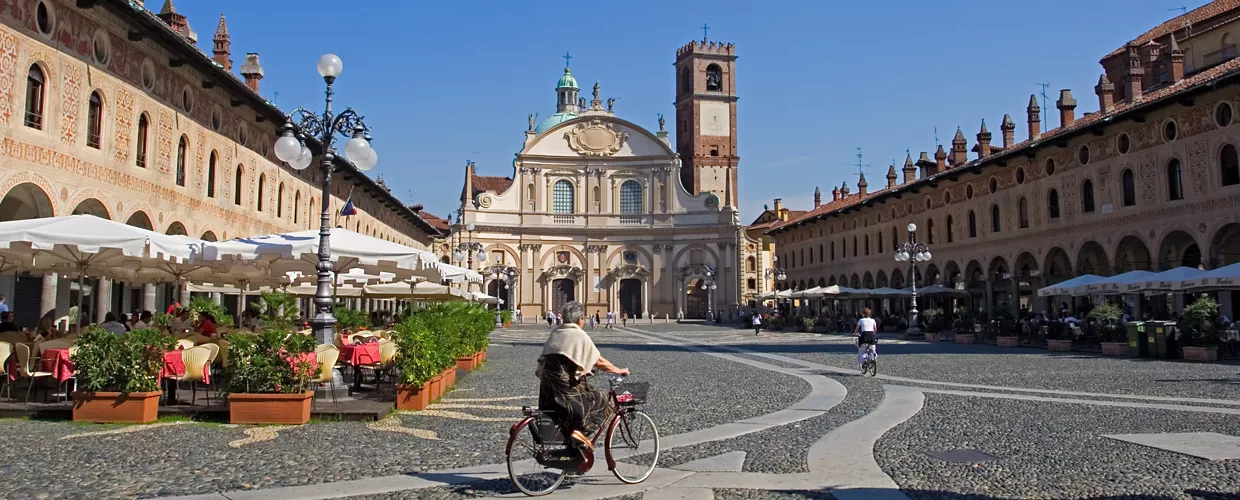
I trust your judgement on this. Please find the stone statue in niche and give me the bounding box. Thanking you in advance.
[528,113,535,131]
[658,113,665,132]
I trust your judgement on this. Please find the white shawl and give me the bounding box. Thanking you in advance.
[540,323,601,374]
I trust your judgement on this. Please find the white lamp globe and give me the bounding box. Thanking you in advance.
[317,54,343,79]
[274,134,302,162]
[291,146,313,170]
[357,148,378,171]
[907,223,917,233]
[476,251,487,263]
[923,251,933,260]
[344,136,371,164]
[466,223,477,232]
[452,250,464,263]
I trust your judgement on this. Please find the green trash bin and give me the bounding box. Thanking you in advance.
[1147,321,1169,358]
[1126,321,1148,357]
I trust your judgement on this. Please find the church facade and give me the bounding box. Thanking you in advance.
[455,41,745,320]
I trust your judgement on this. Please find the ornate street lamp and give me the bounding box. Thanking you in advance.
[894,222,932,334]
[274,54,377,347]
[483,265,518,327]
[452,222,486,292]
[700,268,718,322]
[764,255,787,312]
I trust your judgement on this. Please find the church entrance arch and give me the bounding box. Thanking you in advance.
[0,182,54,221]
[552,278,575,313]
[619,279,642,319]
[488,280,511,310]
[685,279,708,319]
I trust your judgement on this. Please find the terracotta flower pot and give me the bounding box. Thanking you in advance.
[996,336,1019,347]
[924,332,940,343]
[954,334,975,344]
[473,351,483,365]
[72,391,161,424]
[456,355,477,371]
[396,383,431,410]
[1047,339,1073,352]
[442,368,456,389]
[228,392,312,425]
[1101,342,1129,356]
[1182,346,1219,362]
[428,373,444,401]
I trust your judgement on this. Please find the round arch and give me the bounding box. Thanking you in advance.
[1210,222,1240,267]
[481,243,520,268]
[1076,241,1111,276]
[165,221,187,235]
[1043,247,1072,282]
[1114,235,1153,273]
[943,261,962,288]
[987,256,1010,282]
[862,272,874,289]
[1156,230,1202,270]
[964,260,985,285]
[922,263,940,285]
[849,274,861,288]
[0,182,55,221]
[828,276,838,286]
[891,268,906,288]
[71,198,110,219]
[1014,252,1040,280]
[125,211,154,230]
[875,270,889,288]
[200,231,218,242]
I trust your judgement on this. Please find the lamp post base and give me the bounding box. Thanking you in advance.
[903,325,924,341]
[315,367,353,402]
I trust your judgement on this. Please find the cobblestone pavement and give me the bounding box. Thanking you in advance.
[3,323,1239,500]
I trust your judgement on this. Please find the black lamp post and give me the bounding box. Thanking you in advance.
[453,222,487,292]
[894,222,932,334]
[483,265,518,327]
[765,256,787,312]
[273,54,377,347]
[701,268,717,321]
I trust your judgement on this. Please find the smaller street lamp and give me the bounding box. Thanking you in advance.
[893,222,932,334]
[700,269,718,322]
[483,265,518,327]
[764,256,786,313]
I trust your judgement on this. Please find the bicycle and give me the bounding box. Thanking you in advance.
[857,338,877,377]
[506,374,660,496]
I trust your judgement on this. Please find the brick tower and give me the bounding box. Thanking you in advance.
[674,40,738,208]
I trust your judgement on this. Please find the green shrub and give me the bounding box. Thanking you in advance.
[500,309,513,325]
[223,329,318,394]
[189,296,233,328]
[1179,296,1221,347]
[71,327,175,394]
[1046,321,1071,340]
[802,317,817,330]
[333,303,370,331]
[919,308,944,332]
[253,292,300,331]
[392,303,493,387]
[1088,302,1127,342]
[151,313,172,330]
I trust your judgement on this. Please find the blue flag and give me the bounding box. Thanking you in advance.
[340,198,357,217]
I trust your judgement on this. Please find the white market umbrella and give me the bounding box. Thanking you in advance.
[867,287,913,297]
[365,281,466,301]
[1077,270,1158,295]
[202,228,437,281]
[1137,266,1205,292]
[1038,274,1103,297]
[906,284,967,296]
[417,261,483,284]
[1175,262,1240,290]
[468,291,498,304]
[792,287,822,298]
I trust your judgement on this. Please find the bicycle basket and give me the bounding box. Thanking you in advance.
[615,382,650,405]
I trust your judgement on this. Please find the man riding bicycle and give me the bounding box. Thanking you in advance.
[536,301,630,449]
[853,307,878,370]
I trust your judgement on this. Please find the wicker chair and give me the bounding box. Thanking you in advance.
[14,343,53,402]
[358,341,398,387]
[175,339,195,351]
[0,341,12,400]
[174,346,212,406]
[311,344,342,409]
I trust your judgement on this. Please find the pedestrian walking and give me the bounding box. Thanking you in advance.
[622,312,628,327]
[547,310,555,327]
[606,310,614,329]
[588,313,596,329]
[753,313,762,336]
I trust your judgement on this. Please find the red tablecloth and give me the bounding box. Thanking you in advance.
[338,343,380,366]
[40,348,74,382]
[158,350,210,384]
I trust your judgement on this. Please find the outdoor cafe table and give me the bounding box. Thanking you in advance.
[338,343,380,391]
[40,348,74,383]
[159,350,210,405]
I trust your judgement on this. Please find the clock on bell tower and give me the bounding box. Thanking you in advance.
[674,39,738,208]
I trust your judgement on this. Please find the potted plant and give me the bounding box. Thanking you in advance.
[253,292,301,331]
[1179,296,1222,362]
[1088,303,1128,356]
[501,309,513,328]
[1046,321,1073,351]
[920,308,943,342]
[392,318,439,410]
[189,296,234,329]
[952,310,976,344]
[332,303,370,333]
[71,327,175,423]
[224,329,318,424]
[991,307,1020,347]
[801,317,817,333]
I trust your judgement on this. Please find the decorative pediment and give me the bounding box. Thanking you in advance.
[540,265,583,282]
[608,264,650,280]
[564,118,629,157]
[678,263,715,279]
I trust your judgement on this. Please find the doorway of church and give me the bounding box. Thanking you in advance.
[685,279,708,319]
[552,278,575,313]
[488,280,510,310]
[619,279,642,319]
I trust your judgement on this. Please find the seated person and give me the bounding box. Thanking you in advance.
[197,312,218,338]
[536,301,629,449]
[99,312,128,335]
[0,311,18,333]
[132,310,153,330]
[168,308,191,334]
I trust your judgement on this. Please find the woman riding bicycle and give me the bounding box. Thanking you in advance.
[537,301,630,449]
[853,307,878,369]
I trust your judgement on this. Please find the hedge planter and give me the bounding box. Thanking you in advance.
[954,334,975,344]
[925,332,940,343]
[228,392,313,425]
[1047,339,1074,352]
[456,355,478,371]
[996,336,1019,347]
[72,391,161,423]
[429,373,444,401]
[442,368,456,389]
[1101,342,1129,356]
[1182,346,1219,362]
[396,383,432,410]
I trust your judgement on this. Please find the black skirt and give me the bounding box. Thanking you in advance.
[538,354,614,436]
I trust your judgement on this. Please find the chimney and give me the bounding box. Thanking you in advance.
[886,164,897,189]
[933,146,948,174]
[240,53,264,93]
[813,187,821,208]
[1026,94,1041,140]
[1144,40,1161,87]
[857,173,868,196]
[950,128,968,166]
[773,198,783,214]
[917,151,938,178]
[157,0,197,43]
[1170,36,1185,82]
[976,119,992,158]
[1095,74,1114,113]
[902,154,916,184]
[832,186,841,201]
[1056,89,1077,128]
[1126,41,1145,102]
[840,182,850,197]
[1000,114,1015,148]
[212,15,231,71]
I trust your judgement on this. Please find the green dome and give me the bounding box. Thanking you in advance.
[556,67,578,89]
[535,112,578,133]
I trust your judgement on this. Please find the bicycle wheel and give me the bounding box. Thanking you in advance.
[606,410,660,484]
[869,359,878,376]
[506,417,567,496]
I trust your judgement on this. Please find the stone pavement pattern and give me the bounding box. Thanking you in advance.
[0,323,1237,499]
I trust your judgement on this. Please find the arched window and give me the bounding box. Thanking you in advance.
[1222,144,1240,186]
[553,180,574,213]
[853,236,857,256]
[927,218,935,244]
[1048,189,1061,219]
[818,244,823,262]
[619,180,642,214]
[234,165,244,206]
[864,235,870,256]
[294,191,301,224]
[131,114,150,171]
[1122,169,1136,206]
[1082,180,1095,213]
[830,241,835,260]
[1167,159,1184,200]
[277,182,284,218]
[256,174,265,212]
[87,91,103,149]
[967,210,977,237]
[175,135,188,187]
[526,183,535,207]
[746,256,755,272]
[206,151,217,198]
[891,227,897,249]
[308,197,316,228]
[877,232,883,254]
[705,64,723,92]
[1018,197,1029,228]
[990,204,1001,233]
[946,215,955,242]
[24,65,45,129]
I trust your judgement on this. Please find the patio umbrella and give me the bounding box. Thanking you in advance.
[202,228,438,281]
[1174,262,1240,290]
[1136,266,1205,292]
[1077,270,1158,295]
[1037,274,1103,297]
[468,291,498,304]
[906,284,968,296]
[364,281,467,301]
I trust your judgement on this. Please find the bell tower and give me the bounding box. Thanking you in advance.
[675,39,738,207]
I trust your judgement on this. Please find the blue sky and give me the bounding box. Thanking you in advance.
[166,0,1207,223]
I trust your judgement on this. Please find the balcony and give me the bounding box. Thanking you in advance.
[553,214,576,225]
[620,214,644,226]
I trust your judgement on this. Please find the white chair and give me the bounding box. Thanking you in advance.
[173,346,212,406]
[311,344,342,410]
[14,343,52,403]
[0,342,12,400]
